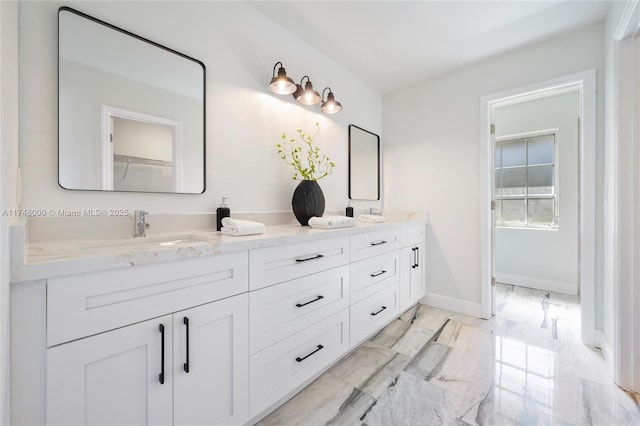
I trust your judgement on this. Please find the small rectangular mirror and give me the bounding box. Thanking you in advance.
[349,125,380,200]
[58,7,206,193]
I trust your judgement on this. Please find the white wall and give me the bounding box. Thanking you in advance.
[19,0,382,214]
[1,1,20,423]
[494,91,580,295]
[383,22,604,315]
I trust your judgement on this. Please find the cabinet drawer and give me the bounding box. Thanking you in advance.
[350,229,399,262]
[401,223,426,247]
[249,266,349,354]
[47,251,248,346]
[249,237,349,290]
[249,309,349,418]
[350,251,399,304]
[350,283,400,347]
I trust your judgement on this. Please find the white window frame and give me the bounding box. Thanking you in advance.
[494,129,559,229]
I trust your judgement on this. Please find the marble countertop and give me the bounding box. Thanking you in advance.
[11,218,428,283]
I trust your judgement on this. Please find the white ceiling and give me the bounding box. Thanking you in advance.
[249,1,611,94]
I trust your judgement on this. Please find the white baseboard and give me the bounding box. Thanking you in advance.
[495,273,577,295]
[421,292,483,318]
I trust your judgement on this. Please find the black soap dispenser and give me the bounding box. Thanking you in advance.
[345,201,354,218]
[216,197,230,231]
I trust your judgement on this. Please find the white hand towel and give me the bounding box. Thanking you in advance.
[358,214,386,223]
[221,217,265,236]
[308,215,355,229]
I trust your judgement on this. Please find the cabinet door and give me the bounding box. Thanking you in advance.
[46,315,173,426]
[400,243,426,311]
[173,294,249,426]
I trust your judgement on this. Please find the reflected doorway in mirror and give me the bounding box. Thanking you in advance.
[101,106,183,193]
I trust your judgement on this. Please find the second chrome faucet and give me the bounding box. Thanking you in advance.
[134,210,150,237]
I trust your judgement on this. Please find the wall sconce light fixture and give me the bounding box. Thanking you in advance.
[320,87,342,114]
[269,62,296,95]
[268,61,342,113]
[293,76,321,106]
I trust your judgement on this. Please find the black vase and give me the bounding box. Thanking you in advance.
[292,180,325,226]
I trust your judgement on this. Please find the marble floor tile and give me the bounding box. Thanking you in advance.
[368,318,412,349]
[328,341,411,399]
[390,322,437,358]
[410,304,450,331]
[257,373,374,426]
[256,286,640,426]
[359,371,466,426]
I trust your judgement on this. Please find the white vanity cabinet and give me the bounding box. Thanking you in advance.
[11,220,429,426]
[399,224,426,312]
[47,294,249,426]
[247,238,351,419]
[13,251,250,426]
[349,229,401,347]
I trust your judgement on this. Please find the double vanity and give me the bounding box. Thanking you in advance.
[10,217,427,425]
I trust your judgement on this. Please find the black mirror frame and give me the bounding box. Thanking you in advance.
[57,6,207,194]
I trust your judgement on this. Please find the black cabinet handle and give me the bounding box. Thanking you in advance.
[295,254,324,263]
[183,317,190,373]
[412,247,417,269]
[415,247,419,268]
[371,306,387,316]
[296,295,324,308]
[158,324,165,385]
[295,344,324,362]
[370,270,387,277]
[370,240,387,246]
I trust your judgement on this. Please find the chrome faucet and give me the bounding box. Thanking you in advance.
[134,210,150,237]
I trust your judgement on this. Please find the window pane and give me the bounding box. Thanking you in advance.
[494,199,502,226]
[502,168,526,196]
[528,166,554,195]
[502,199,526,227]
[495,145,502,168]
[502,140,526,167]
[528,198,555,228]
[495,170,502,197]
[528,135,554,165]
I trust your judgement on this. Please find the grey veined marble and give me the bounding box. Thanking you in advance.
[258,284,640,426]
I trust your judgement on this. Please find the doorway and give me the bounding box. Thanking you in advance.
[479,70,597,347]
[100,105,184,192]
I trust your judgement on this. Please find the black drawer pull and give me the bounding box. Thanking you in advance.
[371,306,387,316]
[295,254,324,263]
[370,240,387,246]
[183,317,190,373]
[295,344,324,362]
[370,270,387,277]
[158,324,165,385]
[412,247,417,269]
[415,247,419,268]
[296,295,324,307]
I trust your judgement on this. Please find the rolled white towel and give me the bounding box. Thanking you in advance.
[308,215,355,229]
[358,214,385,223]
[221,217,265,236]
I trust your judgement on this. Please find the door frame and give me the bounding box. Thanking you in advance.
[479,70,597,347]
[610,0,640,393]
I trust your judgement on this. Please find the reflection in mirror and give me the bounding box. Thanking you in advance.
[58,7,205,193]
[349,125,380,200]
